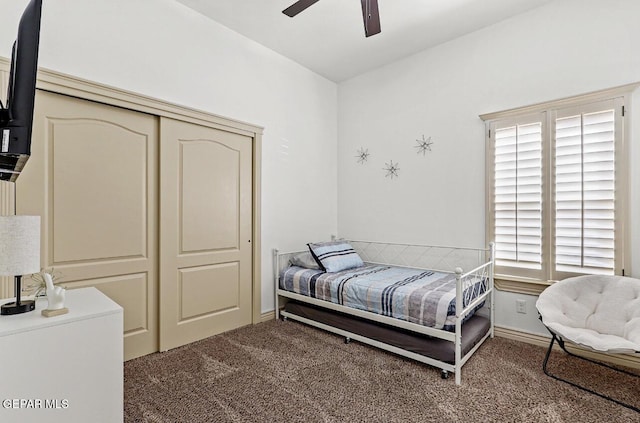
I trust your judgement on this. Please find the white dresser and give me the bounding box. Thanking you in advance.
[0,287,123,423]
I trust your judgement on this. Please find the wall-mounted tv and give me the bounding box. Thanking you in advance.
[0,0,42,182]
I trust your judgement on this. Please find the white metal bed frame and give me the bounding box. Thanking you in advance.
[274,240,495,385]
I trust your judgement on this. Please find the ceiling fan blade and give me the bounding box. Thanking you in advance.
[360,0,381,37]
[283,0,321,17]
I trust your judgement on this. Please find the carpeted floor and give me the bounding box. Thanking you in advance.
[124,319,639,422]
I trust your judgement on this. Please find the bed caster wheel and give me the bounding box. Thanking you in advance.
[344,337,351,344]
[441,370,449,380]
[281,315,288,322]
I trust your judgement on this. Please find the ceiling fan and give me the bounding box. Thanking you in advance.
[282,0,381,38]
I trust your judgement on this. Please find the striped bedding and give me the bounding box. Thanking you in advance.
[280,264,486,331]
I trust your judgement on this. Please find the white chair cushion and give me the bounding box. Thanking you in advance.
[536,275,640,354]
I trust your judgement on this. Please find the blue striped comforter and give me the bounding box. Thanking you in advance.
[280,264,485,331]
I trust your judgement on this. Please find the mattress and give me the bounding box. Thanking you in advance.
[280,264,486,331]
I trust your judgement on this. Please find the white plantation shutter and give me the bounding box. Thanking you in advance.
[493,119,543,272]
[486,91,628,285]
[554,107,616,275]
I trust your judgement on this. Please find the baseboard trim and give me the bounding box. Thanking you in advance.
[494,326,640,370]
[260,311,275,323]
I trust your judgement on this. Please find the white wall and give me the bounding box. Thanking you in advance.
[3,0,639,332]
[338,0,640,335]
[0,0,338,313]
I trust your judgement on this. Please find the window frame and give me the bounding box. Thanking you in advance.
[481,84,634,294]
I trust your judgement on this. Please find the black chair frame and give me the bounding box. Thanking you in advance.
[542,328,639,413]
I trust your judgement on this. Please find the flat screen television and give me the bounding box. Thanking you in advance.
[0,0,42,182]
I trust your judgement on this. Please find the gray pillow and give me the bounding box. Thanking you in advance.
[290,252,321,270]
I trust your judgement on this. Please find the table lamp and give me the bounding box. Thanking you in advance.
[0,215,41,315]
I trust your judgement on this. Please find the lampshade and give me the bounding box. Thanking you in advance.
[0,215,41,276]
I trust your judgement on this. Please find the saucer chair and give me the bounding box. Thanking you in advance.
[536,275,640,412]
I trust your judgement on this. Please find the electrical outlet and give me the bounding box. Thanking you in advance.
[516,299,527,314]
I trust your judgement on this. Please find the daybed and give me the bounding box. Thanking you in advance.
[537,275,640,412]
[274,239,495,385]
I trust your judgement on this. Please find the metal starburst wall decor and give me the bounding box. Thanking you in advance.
[356,147,370,164]
[384,160,400,179]
[415,135,434,155]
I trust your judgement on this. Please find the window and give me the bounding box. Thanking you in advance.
[554,106,617,276]
[493,116,543,278]
[483,88,630,287]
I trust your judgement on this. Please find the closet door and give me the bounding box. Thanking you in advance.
[159,118,253,351]
[17,90,158,360]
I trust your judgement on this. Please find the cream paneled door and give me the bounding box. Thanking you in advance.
[17,91,158,360]
[159,118,253,351]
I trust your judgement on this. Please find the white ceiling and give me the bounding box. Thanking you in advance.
[175,0,554,82]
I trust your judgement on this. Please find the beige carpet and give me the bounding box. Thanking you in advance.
[124,319,639,422]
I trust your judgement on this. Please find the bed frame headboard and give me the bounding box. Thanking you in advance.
[272,249,307,314]
[273,249,306,277]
